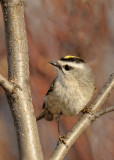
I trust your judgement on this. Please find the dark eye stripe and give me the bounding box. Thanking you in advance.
[64,65,73,71]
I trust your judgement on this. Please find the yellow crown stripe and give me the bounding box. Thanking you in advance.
[64,55,80,59]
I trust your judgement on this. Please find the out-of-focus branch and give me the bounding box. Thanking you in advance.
[49,73,114,160]
[0,74,13,93]
[0,0,43,160]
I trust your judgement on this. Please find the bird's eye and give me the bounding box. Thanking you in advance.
[64,65,71,71]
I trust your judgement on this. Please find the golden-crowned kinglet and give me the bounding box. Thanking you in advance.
[36,55,95,121]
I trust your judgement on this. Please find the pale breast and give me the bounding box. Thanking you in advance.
[45,81,93,116]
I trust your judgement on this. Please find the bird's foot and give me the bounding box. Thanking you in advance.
[82,107,93,115]
[58,135,68,148]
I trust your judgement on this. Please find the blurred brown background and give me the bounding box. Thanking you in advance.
[0,0,114,160]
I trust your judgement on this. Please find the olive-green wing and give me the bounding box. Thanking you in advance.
[46,78,57,96]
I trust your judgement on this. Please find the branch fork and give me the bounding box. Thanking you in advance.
[49,73,114,160]
[0,0,113,159]
[0,0,44,159]
[0,74,13,93]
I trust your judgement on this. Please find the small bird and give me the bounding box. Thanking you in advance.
[36,55,95,138]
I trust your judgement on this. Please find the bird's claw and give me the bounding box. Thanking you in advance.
[82,107,93,115]
[58,135,68,148]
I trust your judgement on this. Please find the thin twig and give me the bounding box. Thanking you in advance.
[92,106,114,120]
[0,74,13,93]
[49,73,114,160]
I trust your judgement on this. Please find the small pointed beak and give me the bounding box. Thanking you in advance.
[49,61,60,68]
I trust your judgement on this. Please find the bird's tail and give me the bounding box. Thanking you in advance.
[36,109,47,121]
[36,109,53,121]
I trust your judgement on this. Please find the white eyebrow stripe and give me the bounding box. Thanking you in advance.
[58,61,85,69]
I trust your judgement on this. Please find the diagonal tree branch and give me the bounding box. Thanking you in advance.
[0,0,43,160]
[92,106,114,119]
[49,73,114,160]
[0,74,13,93]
